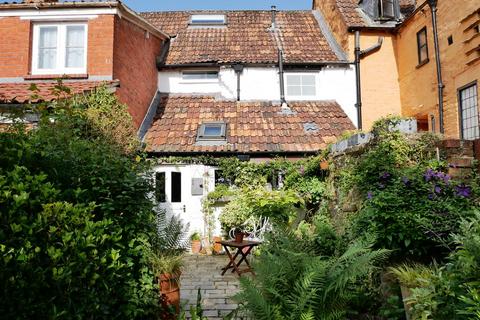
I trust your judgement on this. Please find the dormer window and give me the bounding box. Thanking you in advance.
[190,14,226,26]
[197,122,226,141]
[31,22,87,75]
[378,0,396,19]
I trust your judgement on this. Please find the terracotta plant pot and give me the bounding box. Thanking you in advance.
[213,236,222,253]
[234,231,245,243]
[191,240,201,254]
[320,160,329,170]
[159,272,181,318]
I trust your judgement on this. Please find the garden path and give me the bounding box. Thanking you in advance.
[181,255,242,319]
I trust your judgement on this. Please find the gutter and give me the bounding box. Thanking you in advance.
[158,61,351,70]
[147,150,319,158]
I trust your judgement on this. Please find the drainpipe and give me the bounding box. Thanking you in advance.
[278,49,287,106]
[354,31,363,130]
[232,64,244,101]
[354,31,384,130]
[428,0,445,134]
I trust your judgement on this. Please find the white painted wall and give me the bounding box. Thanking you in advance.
[153,164,222,239]
[158,65,358,127]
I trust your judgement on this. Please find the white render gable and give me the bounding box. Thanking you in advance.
[158,65,358,127]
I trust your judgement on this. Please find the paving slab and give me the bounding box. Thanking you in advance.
[180,255,242,319]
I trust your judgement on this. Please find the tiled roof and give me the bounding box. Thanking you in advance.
[0,80,119,103]
[336,0,367,27]
[141,11,342,65]
[334,0,418,28]
[144,95,354,154]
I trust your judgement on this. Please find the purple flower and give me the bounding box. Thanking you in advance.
[367,191,373,200]
[434,185,442,194]
[402,176,411,186]
[455,184,472,198]
[424,168,435,182]
[443,174,451,184]
[380,172,391,180]
[428,193,435,200]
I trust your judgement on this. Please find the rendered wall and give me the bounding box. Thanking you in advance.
[158,65,358,127]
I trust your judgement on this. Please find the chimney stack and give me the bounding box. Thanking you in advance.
[271,5,277,29]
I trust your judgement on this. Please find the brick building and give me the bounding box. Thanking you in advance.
[314,0,480,138]
[0,0,168,127]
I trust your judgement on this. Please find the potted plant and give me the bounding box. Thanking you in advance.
[190,232,201,254]
[213,235,222,253]
[150,251,184,318]
[389,264,434,320]
[219,193,254,243]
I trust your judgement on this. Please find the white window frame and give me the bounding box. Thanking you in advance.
[31,22,88,75]
[190,14,226,25]
[180,70,220,84]
[285,73,318,100]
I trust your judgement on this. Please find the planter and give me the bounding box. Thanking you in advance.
[400,285,412,320]
[320,160,329,170]
[191,240,201,254]
[234,231,245,243]
[213,236,222,253]
[159,272,181,318]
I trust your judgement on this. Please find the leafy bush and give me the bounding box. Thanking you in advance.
[351,165,478,260]
[0,89,159,319]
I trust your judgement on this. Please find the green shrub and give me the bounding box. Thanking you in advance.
[0,89,159,318]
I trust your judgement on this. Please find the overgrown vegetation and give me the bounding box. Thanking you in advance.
[0,86,159,319]
[208,116,480,319]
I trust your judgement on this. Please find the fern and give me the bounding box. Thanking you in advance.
[152,209,189,255]
[234,231,389,319]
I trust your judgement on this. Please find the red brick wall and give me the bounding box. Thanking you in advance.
[0,17,31,77]
[0,15,115,78]
[87,15,115,76]
[113,16,163,128]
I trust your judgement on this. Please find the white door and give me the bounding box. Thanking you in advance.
[154,165,216,236]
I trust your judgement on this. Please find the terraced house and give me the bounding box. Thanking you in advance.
[315,0,480,137]
[0,0,358,233]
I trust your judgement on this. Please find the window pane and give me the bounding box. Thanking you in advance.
[155,172,166,203]
[419,47,428,62]
[171,172,182,203]
[302,75,316,86]
[302,85,316,96]
[38,27,57,69]
[204,125,222,136]
[191,14,226,24]
[460,84,479,140]
[66,26,85,68]
[287,85,302,96]
[287,75,301,85]
[183,72,218,80]
[382,0,395,17]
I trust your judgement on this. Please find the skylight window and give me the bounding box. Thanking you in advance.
[197,122,227,141]
[190,14,226,26]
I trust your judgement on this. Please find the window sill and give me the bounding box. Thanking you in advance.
[24,74,89,81]
[416,59,429,69]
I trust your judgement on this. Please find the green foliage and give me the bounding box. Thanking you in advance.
[388,212,480,319]
[0,89,159,319]
[235,231,389,320]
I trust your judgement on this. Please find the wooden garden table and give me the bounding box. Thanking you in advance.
[217,240,262,276]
